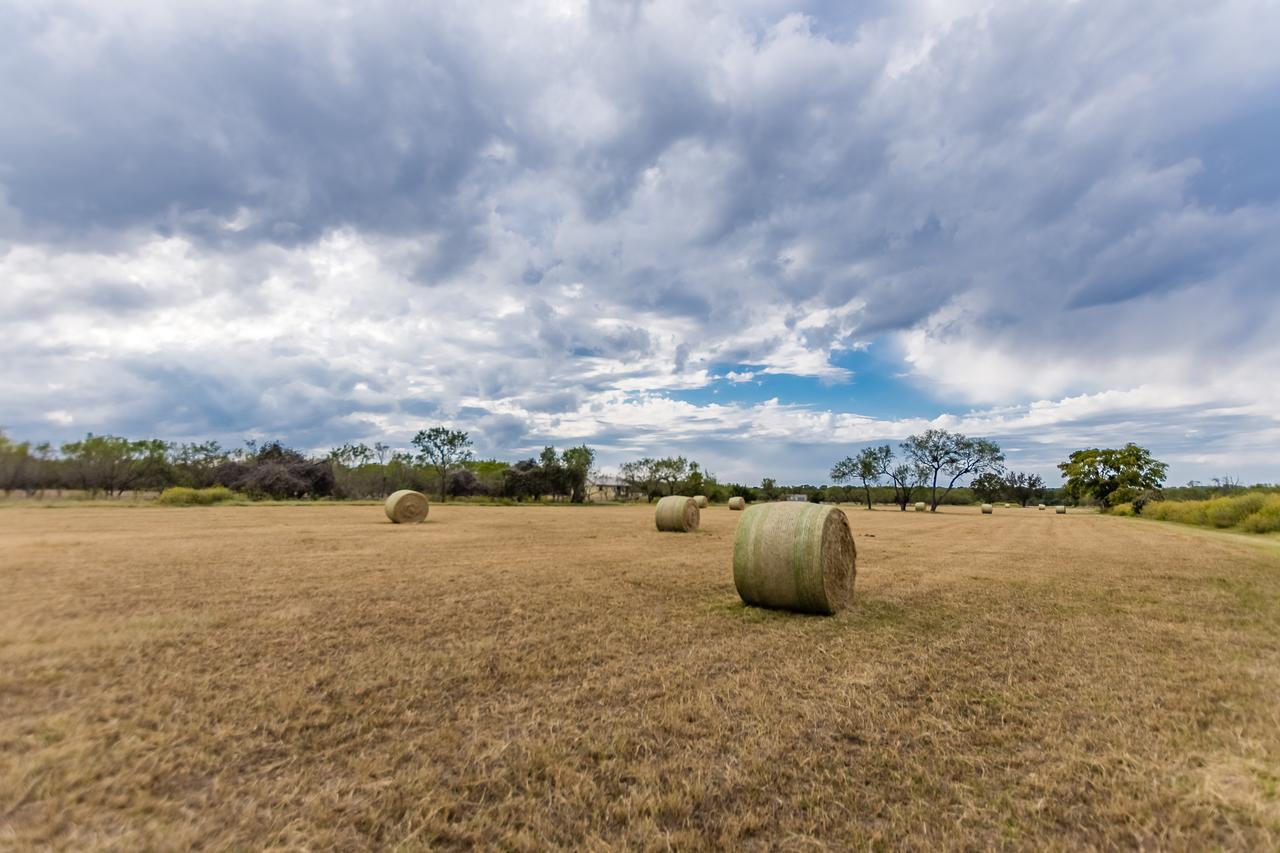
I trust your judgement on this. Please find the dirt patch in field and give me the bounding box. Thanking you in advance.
[2,504,1278,849]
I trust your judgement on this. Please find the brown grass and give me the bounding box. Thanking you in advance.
[2,504,1278,849]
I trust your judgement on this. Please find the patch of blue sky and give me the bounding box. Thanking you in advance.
[670,345,943,419]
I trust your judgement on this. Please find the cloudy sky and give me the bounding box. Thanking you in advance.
[2,0,1278,485]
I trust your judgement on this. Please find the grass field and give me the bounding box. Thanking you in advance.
[2,504,1278,849]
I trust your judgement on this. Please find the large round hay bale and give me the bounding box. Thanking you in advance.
[385,490,429,524]
[732,502,855,615]
[1038,503,1046,510]
[655,495,699,532]
[1055,505,1067,514]
[693,495,709,509]
[981,503,993,514]
[728,496,746,511]
[914,501,926,512]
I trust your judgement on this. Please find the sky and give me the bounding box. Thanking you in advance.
[2,0,1278,486]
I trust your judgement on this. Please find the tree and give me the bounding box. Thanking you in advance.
[169,441,229,488]
[903,429,1004,511]
[561,445,596,503]
[619,458,658,499]
[831,445,892,510]
[60,434,168,497]
[652,457,689,496]
[1003,471,1046,507]
[411,427,474,502]
[1058,444,1168,507]
[886,463,928,511]
[759,477,781,501]
[970,471,1005,504]
[0,432,36,496]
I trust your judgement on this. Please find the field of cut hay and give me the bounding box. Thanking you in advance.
[2,504,1279,849]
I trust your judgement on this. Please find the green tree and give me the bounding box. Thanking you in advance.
[759,477,781,501]
[411,427,474,502]
[0,432,35,496]
[1058,444,1168,507]
[1003,471,1046,507]
[652,457,689,496]
[60,434,168,497]
[618,458,658,499]
[903,429,1004,511]
[831,444,892,510]
[970,471,1005,503]
[561,445,596,503]
[887,463,928,511]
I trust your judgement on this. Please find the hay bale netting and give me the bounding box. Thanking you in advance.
[733,502,855,615]
[1055,505,1067,514]
[914,501,926,512]
[385,489,429,524]
[694,495,709,509]
[981,503,994,514]
[655,495,700,532]
[728,496,746,511]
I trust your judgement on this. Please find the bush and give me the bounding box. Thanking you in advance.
[1109,502,1136,517]
[1238,499,1280,534]
[1144,492,1280,534]
[156,486,236,506]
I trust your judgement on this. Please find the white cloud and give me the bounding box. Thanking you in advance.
[1,0,1278,484]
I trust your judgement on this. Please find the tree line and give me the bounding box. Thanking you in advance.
[0,424,1229,512]
[0,428,596,503]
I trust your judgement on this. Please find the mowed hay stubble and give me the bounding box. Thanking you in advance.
[4,504,1280,848]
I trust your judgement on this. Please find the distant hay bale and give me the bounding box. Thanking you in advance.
[385,490,429,524]
[1038,503,1046,510]
[914,501,926,512]
[694,495,709,508]
[981,504,993,514]
[733,502,855,615]
[655,495,700,532]
[728,496,746,511]
[1055,505,1067,514]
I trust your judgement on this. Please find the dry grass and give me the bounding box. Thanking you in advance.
[2,504,1278,850]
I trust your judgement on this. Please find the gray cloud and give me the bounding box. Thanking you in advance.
[2,0,1278,483]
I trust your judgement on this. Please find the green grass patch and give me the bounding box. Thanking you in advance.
[155,486,237,506]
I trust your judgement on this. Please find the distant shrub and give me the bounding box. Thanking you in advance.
[156,486,236,506]
[1238,497,1280,534]
[1144,492,1280,534]
[1110,502,1136,517]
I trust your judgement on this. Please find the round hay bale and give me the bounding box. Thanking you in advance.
[728,496,746,511]
[655,495,699,532]
[694,495,709,509]
[1038,503,1046,510]
[385,490,429,524]
[981,503,993,514]
[914,501,926,512]
[1055,505,1067,514]
[732,502,855,615]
